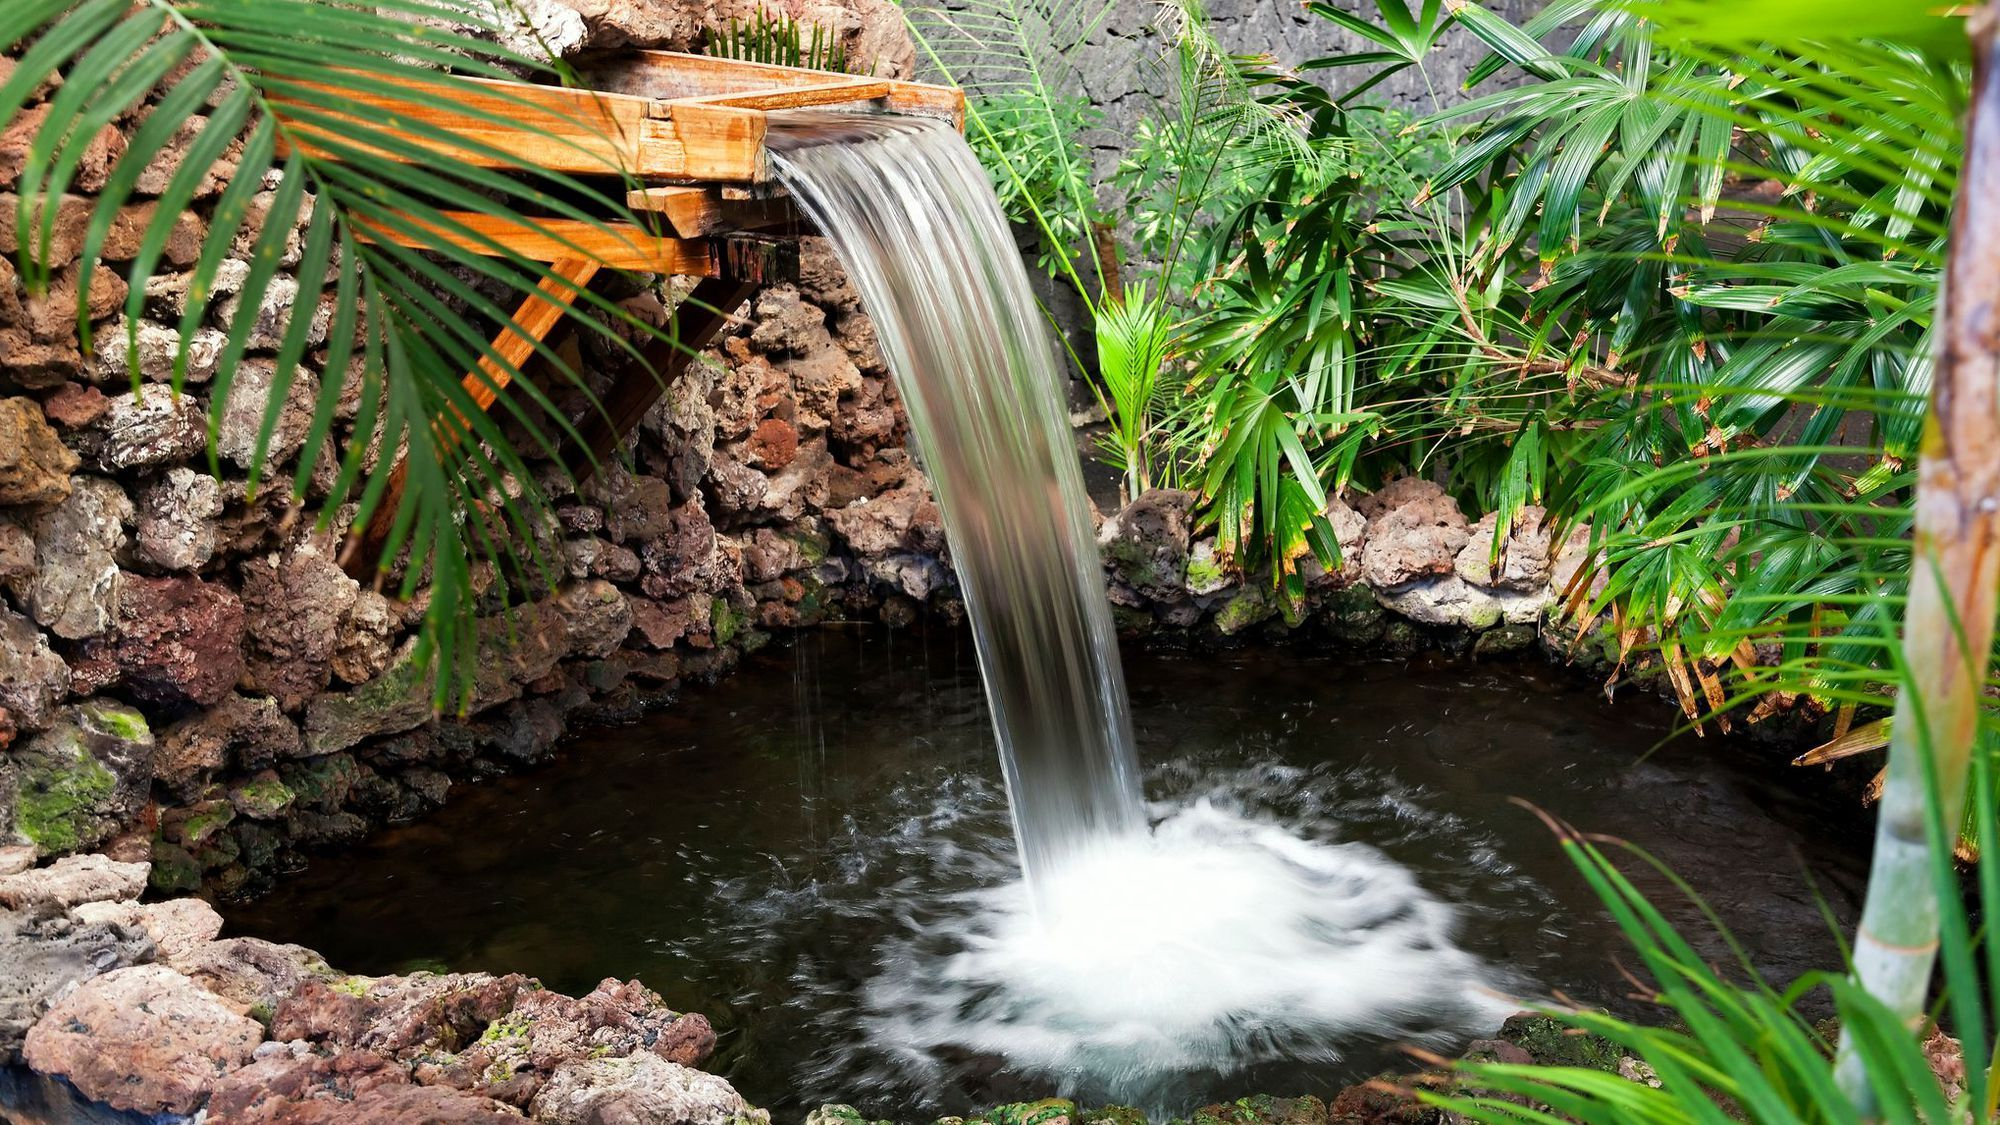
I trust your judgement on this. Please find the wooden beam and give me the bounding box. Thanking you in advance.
[561,275,759,487]
[340,259,602,578]
[356,212,716,273]
[626,186,800,238]
[678,80,893,111]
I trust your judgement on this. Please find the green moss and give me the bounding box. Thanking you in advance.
[478,1014,532,1046]
[16,752,116,854]
[148,842,202,895]
[972,1098,1076,1125]
[1500,1013,1624,1072]
[80,702,150,743]
[1212,588,1275,636]
[788,530,830,565]
[331,975,373,998]
[1184,553,1227,592]
[179,802,236,848]
[232,774,296,819]
[1080,1107,1148,1125]
[711,597,744,646]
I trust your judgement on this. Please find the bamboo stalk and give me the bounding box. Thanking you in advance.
[1833,2,2000,1108]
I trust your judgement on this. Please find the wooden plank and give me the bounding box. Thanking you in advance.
[679,80,893,111]
[468,259,602,412]
[356,212,717,273]
[627,186,799,238]
[562,276,761,486]
[272,70,656,176]
[577,51,859,100]
[651,104,767,181]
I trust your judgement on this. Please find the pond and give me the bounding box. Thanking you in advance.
[223,627,1870,1120]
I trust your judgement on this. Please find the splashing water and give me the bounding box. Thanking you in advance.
[767,112,1507,1106]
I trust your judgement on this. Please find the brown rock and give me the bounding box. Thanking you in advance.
[0,521,32,579]
[0,396,77,508]
[1455,507,1555,593]
[77,384,207,471]
[169,937,335,1014]
[628,596,703,650]
[528,1050,761,1125]
[747,416,799,470]
[40,382,108,428]
[272,972,536,1058]
[0,607,70,731]
[68,575,246,707]
[1358,478,1470,589]
[240,544,359,711]
[155,693,302,798]
[825,484,944,557]
[204,1046,413,1125]
[22,964,265,1115]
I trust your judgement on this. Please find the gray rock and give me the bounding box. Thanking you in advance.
[528,1051,766,1125]
[1455,507,1555,593]
[1375,575,1549,631]
[331,589,399,686]
[13,475,129,639]
[0,608,70,732]
[135,466,222,571]
[78,384,206,470]
[215,358,320,471]
[0,853,150,913]
[0,909,155,1065]
[89,316,226,384]
[0,521,32,579]
[70,897,222,962]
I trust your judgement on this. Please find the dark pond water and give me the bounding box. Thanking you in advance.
[223,627,1871,1120]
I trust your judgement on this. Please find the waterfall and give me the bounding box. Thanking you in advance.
[770,112,1147,900]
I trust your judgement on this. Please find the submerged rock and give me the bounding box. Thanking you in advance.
[22,963,265,1114]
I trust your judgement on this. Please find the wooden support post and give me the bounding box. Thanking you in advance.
[561,275,759,489]
[340,259,600,579]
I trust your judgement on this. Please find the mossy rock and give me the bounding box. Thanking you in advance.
[809,1106,892,1125]
[148,840,202,895]
[229,771,297,820]
[1190,1096,1325,1125]
[1111,604,1155,635]
[1472,623,1538,659]
[1213,588,1276,636]
[1079,1108,1147,1125]
[711,597,747,646]
[10,702,151,855]
[1499,1013,1625,1072]
[968,1098,1077,1125]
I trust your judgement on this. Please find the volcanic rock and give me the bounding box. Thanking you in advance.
[22,963,264,1115]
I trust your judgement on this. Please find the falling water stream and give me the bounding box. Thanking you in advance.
[762,112,1510,1105]
[770,112,1148,899]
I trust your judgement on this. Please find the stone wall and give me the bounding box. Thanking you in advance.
[0,1,964,900]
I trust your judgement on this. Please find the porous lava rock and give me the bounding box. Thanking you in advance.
[68,574,246,707]
[0,396,77,507]
[1357,477,1470,589]
[528,1050,765,1125]
[22,963,263,1114]
[0,909,154,1064]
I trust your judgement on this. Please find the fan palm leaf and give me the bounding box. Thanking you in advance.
[5,0,674,706]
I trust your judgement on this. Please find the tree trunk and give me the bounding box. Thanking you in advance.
[1834,1,2000,1108]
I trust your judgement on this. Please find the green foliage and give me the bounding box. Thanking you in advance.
[703,8,857,74]
[5,0,671,706]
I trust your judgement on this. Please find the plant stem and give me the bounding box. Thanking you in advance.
[1834,3,2000,1110]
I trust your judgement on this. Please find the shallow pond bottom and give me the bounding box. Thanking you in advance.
[224,628,1869,1120]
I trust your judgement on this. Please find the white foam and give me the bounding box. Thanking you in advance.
[856,802,1515,1106]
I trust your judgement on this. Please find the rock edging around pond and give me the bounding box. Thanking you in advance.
[0,851,762,1124]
